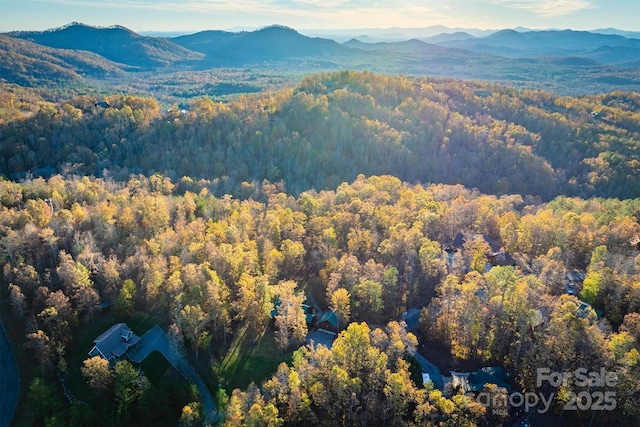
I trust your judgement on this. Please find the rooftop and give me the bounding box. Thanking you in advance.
[89,323,141,361]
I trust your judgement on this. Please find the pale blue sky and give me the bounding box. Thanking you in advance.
[1,0,638,32]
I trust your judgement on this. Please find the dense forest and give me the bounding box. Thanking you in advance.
[1,172,639,426]
[0,70,639,427]
[1,72,639,201]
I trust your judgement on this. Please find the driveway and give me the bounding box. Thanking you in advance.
[130,326,219,424]
[414,352,444,390]
[0,320,20,427]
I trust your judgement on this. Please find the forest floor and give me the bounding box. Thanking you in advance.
[419,341,486,376]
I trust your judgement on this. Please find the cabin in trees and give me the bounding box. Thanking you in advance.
[88,323,141,363]
[487,250,516,267]
[576,301,601,320]
[271,299,315,324]
[450,366,511,393]
[317,310,339,333]
[444,232,516,271]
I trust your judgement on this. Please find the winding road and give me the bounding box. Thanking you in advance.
[130,326,219,425]
[0,319,19,427]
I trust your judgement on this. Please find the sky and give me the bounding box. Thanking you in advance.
[1,0,639,33]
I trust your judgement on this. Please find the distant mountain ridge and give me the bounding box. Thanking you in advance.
[8,23,203,68]
[423,32,476,44]
[302,25,640,43]
[171,25,349,64]
[433,29,640,64]
[0,34,125,85]
[1,23,638,95]
[5,22,638,68]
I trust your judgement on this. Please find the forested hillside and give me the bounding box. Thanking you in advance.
[1,173,638,426]
[0,34,125,85]
[2,24,639,97]
[9,23,204,69]
[1,71,639,200]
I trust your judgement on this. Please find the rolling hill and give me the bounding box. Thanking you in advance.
[8,23,203,68]
[434,29,640,64]
[1,71,638,199]
[171,25,351,65]
[0,34,125,86]
[1,23,639,98]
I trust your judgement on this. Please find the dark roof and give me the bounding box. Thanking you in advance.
[318,310,339,329]
[445,233,501,253]
[468,366,511,392]
[487,251,516,266]
[89,323,141,361]
[445,232,467,252]
[576,301,601,319]
[272,301,315,323]
[270,299,282,317]
[302,304,315,324]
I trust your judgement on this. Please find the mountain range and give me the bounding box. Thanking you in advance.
[430,29,640,65]
[292,25,640,43]
[1,23,638,96]
[7,23,203,68]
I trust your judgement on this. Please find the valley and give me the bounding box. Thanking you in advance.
[0,20,639,427]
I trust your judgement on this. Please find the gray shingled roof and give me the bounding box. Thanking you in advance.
[89,323,141,360]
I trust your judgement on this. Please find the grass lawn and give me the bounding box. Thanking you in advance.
[218,322,293,392]
[139,350,170,383]
[187,347,219,396]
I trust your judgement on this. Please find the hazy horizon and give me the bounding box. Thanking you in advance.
[2,0,639,33]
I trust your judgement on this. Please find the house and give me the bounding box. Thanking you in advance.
[467,367,511,392]
[317,310,339,333]
[444,233,501,254]
[88,323,141,362]
[444,232,516,270]
[94,101,110,108]
[301,304,315,324]
[577,301,592,319]
[271,300,315,324]
[422,372,432,387]
[270,299,282,317]
[444,232,467,253]
[487,251,516,267]
[576,301,601,320]
[474,90,492,98]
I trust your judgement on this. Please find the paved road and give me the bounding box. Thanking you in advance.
[0,319,19,427]
[414,352,444,390]
[130,327,219,425]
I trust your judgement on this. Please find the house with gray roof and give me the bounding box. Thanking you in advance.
[317,310,339,333]
[88,323,141,362]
